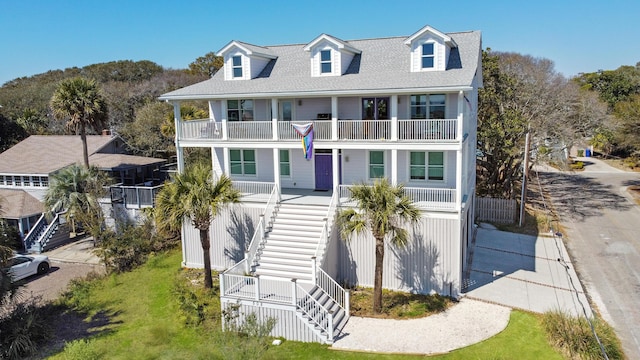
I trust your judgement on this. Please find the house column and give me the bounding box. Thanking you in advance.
[223,147,230,175]
[172,101,185,173]
[221,100,228,141]
[456,91,464,212]
[271,98,279,140]
[391,149,398,185]
[391,95,398,141]
[331,96,338,141]
[332,148,339,190]
[273,148,281,192]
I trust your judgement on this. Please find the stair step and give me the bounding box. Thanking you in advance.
[267,232,322,241]
[259,256,313,267]
[260,250,315,260]
[256,262,313,273]
[266,236,319,246]
[272,218,326,228]
[271,223,324,232]
[255,268,313,281]
[277,208,327,217]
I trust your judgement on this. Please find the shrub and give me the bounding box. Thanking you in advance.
[172,268,220,329]
[577,149,584,157]
[219,303,277,360]
[57,272,104,312]
[542,310,623,359]
[570,161,585,170]
[0,298,51,359]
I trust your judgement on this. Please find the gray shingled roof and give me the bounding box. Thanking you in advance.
[160,30,481,101]
[0,135,117,175]
[0,189,44,219]
[90,153,166,170]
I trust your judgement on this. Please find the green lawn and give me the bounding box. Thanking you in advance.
[47,250,563,359]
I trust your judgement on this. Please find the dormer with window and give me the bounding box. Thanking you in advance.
[304,34,361,77]
[404,25,457,72]
[218,40,277,80]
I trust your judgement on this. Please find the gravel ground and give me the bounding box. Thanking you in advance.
[332,298,511,354]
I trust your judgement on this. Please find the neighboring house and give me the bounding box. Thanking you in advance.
[160,24,482,343]
[0,134,168,252]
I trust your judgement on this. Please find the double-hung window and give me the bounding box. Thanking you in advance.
[369,151,385,179]
[421,43,434,69]
[410,95,427,119]
[280,149,291,177]
[230,149,256,176]
[232,55,243,78]
[410,151,444,181]
[320,50,332,74]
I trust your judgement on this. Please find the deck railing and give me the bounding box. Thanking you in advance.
[179,118,459,142]
[232,181,275,195]
[398,119,457,141]
[111,184,164,208]
[244,184,280,273]
[339,184,456,211]
[314,266,350,316]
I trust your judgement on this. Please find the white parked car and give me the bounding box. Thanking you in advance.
[4,254,50,282]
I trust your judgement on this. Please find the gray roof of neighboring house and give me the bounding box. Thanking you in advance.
[0,135,117,175]
[0,189,44,219]
[160,30,481,101]
[0,135,166,175]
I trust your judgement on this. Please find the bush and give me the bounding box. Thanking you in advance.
[570,161,585,170]
[542,310,623,359]
[219,303,277,360]
[172,269,220,328]
[577,149,584,157]
[0,298,51,359]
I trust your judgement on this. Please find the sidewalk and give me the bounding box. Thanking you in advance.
[45,237,102,265]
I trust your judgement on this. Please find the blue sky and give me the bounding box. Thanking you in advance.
[1,0,638,85]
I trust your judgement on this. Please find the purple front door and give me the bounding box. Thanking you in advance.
[314,153,333,190]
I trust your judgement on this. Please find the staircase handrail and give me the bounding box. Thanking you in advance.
[314,267,350,316]
[23,213,47,250]
[296,283,334,342]
[314,186,340,265]
[38,211,65,252]
[244,185,280,273]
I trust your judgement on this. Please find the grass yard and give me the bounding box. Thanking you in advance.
[45,250,563,359]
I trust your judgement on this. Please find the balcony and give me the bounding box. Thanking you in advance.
[178,118,459,143]
[109,184,164,209]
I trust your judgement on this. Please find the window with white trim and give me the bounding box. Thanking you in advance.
[280,149,290,177]
[410,151,444,181]
[320,50,332,74]
[411,94,446,119]
[421,43,434,69]
[369,151,384,179]
[232,55,243,78]
[230,149,256,176]
[227,99,254,121]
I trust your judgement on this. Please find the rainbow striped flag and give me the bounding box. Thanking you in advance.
[292,123,314,160]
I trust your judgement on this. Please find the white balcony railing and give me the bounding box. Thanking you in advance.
[338,184,456,211]
[179,118,459,143]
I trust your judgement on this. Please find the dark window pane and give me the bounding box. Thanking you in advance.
[228,110,239,121]
[320,50,331,61]
[410,152,425,166]
[228,100,239,109]
[422,43,434,55]
[243,150,255,162]
[280,149,289,162]
[233,67,243,77]
[232,56,242,66]
[428,167,444,180]
[370,165,384,178]
[429,152,444,165]
[422,57,434,68]
[370,151,384,164]
[230,163,242,174]
[321,62,332,73]
[280,163,290,176]
[244,163,256,175]
[410,167,425,180]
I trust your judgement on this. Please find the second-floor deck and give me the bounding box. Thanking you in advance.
[179,118,460,143]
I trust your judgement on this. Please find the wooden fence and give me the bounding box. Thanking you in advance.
[475,197,517,224]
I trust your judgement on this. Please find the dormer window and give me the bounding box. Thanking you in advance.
[232,56,243,78]
[421,43,434,69]
[320,50,332,73]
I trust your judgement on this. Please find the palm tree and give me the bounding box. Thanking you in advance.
[155,164,240,289]
[338,178,421,313]
[44,164,109,236]
[50,77,108,168]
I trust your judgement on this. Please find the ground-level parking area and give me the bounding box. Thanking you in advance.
[463,225,592,318]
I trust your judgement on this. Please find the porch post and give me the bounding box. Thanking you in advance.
[332,148,339,190]
[291,279,297,306]
[221,100,228,141]
[271,98,278,140]
[457,91,464,142]
[273,148,281,193]
[456,91,464,211]
[172,101,185,173]
[223,147,231,175]
[331,96,338,141]
[391,149,398,185]
[391,95,398,141]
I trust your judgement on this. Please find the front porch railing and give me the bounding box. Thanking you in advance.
[110,184,164,208]
[339,184,456,211]
[179,118,459,142]
[244,184,280,273]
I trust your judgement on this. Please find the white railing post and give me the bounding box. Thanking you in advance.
[327,311,334,342]
[345,291,350,316]
[244,251,250,274]
[255,275,261,301]
[219,273,225,296]
[291,279,297,306]
[311,257,317,284]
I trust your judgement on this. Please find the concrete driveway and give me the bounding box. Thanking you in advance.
[464,225,591,318]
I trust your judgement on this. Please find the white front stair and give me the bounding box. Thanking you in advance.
[255,203,328,282]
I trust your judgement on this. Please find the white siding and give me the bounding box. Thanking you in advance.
[250,57,270,79]
[310,41,339,77]
[253,99,270,121]
[295,98,331,120]
[209,100,222,120]
[340,150,368,184]
[409,35,447,72]
[224,51,248,81]
[336,214,462,296]
[337,97,359,119]
[212,147,224,177]
[398,150,456,188]
[182,203,263,269]
[281,149,315,189]
[221,300,322,343]
[397,95,410,119]
[339,51,354,75]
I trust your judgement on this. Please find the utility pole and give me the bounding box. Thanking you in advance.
[519,132,531,227]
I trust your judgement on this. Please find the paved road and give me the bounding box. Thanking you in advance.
[536,157,640,359]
